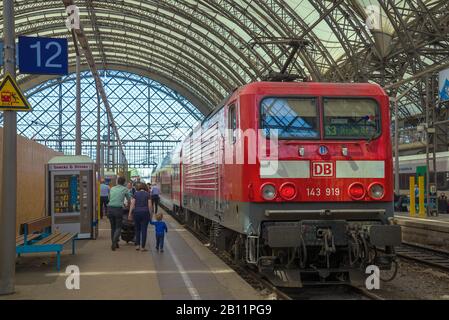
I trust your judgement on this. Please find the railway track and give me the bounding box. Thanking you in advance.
[179,221,292,300]
[347,285,384,300]
[217,249,293,300]
[284,284,383,300]
[170,211,382,300]
[395,242,449,271]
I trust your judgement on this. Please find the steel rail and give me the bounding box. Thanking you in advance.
[395,242,449,272]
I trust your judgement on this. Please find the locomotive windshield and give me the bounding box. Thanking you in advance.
[260,97,319,139]
[323,98,380,139]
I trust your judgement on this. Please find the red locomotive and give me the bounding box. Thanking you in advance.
[152,81,401,286]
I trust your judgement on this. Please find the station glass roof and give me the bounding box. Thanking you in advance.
[0,0,447,120]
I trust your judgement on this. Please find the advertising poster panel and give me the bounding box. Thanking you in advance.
[439,68,449,102]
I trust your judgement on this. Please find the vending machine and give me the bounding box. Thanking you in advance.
[46,155,97,239]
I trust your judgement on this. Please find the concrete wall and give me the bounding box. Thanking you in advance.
[395,216,449,249]
[0,128,62,233]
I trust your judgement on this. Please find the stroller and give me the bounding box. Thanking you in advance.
[121,212,135,244]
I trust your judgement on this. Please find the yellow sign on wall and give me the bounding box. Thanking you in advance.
[0,73,31,111]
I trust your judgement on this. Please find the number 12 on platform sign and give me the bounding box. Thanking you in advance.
[18,36,68,75]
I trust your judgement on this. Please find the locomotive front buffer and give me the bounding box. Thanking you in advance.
[248,209,402,287]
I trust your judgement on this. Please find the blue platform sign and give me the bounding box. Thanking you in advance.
[18,36,68,75]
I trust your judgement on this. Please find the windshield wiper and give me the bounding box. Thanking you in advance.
[367,132,378,143]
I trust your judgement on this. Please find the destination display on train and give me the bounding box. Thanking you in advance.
[325,125,372,137]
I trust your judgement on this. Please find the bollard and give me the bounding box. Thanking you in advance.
[409,176,415,217]
[418,176,425,218]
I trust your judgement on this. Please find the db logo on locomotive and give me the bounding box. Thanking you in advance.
[312,162,334,177]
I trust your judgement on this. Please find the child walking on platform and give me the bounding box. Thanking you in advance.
[150,213,168,252]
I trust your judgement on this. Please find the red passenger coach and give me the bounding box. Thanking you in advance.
[153,81,401,286]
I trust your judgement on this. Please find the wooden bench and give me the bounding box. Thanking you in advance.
[16,216,78,271]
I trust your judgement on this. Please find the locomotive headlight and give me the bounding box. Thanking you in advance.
[348,182,365,200]
[261,184,276,200]
[279,182,297,200]
[369,183,385,199]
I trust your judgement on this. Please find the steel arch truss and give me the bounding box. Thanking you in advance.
[0,70,204,168]
[0,0,448,120]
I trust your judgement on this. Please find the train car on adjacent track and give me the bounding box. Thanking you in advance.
[152,81,401,287]
[397,151,449,194]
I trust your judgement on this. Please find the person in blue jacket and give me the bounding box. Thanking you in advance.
[414,184,419,211]
[150,213,168,252]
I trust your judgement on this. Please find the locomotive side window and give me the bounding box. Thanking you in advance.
[323,98,380,139]
[260,97,319,139]
[228,104,237,144]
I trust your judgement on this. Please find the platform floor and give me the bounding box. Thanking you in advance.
[395,212,449,222]
[1,213,261,300]
[394,212,449,249]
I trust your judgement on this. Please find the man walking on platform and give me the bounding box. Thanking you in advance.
[99,180,110,219]
[150,184,161,214]
[107,176,131,251]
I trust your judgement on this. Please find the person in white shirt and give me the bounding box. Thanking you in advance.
[99,180,110,219]
[150,184,161,214]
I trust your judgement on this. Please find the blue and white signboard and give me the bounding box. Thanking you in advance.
[439,68,449,102]
[18,36,68,75]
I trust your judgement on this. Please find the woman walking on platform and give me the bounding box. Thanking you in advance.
[128,183,152,251]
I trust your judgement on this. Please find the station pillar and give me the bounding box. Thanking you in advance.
[0,0,17,295]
